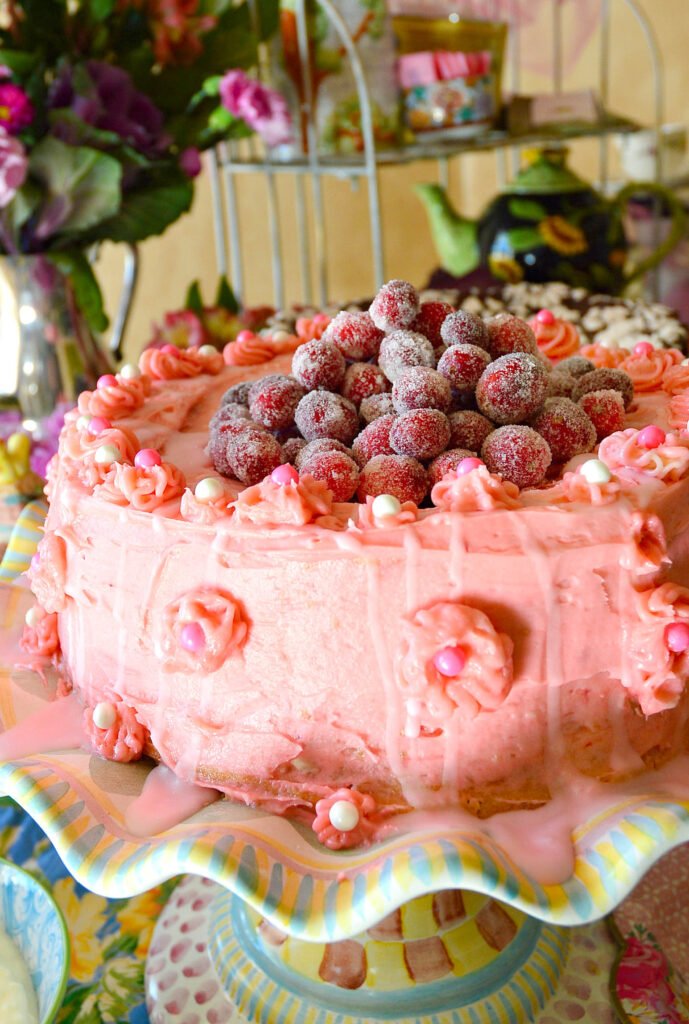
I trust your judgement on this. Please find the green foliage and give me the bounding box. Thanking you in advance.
[185,280,204,314]
[505,226,543,253]
[29,137,122,239]
[48,250,109,332]
[508,198,548,222]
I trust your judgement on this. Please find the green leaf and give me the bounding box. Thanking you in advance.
[47,250,109,334]
[89,0,116,18]
[185,280,204,314]
[505,226,543,253]
[29,137,122,239]
[508,198,548,222]
[87,169,193,244]
[0,49,40,76]
[6,181,40,237]
[102,932,138,959]
[256,0,280,40]
[216,275,239,313]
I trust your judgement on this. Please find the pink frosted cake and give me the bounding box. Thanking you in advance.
[24,282,689,849]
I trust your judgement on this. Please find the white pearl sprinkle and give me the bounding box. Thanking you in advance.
[92,701,117,730]
[197,344,217,358]
[24,606,41,628]
[328,799,360,832]
[371,493,402,518]
[579,458,611,484]
[194,477,224,502]
[682,358,689,367]
[270,330,292,344]
[119,363,141,379]
[76,415,92,431]
[94,444,122,465]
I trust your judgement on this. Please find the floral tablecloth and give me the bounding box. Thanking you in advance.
[0,795,176,1023]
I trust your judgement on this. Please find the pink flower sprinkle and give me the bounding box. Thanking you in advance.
[536,309,555,325]
[270,463,299,486]
[87,416,111,435]
[180,622,205,653]
[456,457,483,476]
[666,622,689,653]
[637,425,666,450]
[134,448,162,469]
[97,374,118,389]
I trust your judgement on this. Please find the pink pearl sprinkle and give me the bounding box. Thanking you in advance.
[97,374,117,389]
[236,330,255,343]
[536,309,555,325]
[433,645,467,677]
[271,463,299,486]
[180,622,205,653]
[666,622,689,653]
[134,448,162,469]
[637,425,666,450]
[633,341,654,357]
[456,457,483,476]
[87,416,112,435]
[161,344,178,355]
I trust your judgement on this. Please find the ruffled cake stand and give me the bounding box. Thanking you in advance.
[2,583,689,1024]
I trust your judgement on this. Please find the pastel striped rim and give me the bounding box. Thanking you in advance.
[0,499,47,583]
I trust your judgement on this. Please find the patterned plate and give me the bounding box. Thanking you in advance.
[3,584,689,943]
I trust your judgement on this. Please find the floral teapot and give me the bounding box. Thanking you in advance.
[415,148,686,294]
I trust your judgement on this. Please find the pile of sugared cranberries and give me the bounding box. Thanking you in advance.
[208,280,635,499]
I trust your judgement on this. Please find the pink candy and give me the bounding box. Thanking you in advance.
[536,309,555,325]
[160,344,179,355]
[87,416,112,435]
[271,463,299,486]
[433,645,467,676]
[180,622,205,653]
[97,374,117,389]
[665,622,689,654]
[633,341,654,357]
[134,448,162,468]
[456,457,483,475]
[236,330,255,343]
[637,425,666,450]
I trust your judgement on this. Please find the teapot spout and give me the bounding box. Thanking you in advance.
[415,183,479,279]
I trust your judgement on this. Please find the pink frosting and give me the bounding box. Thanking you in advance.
[669,393,689,432]
[397,602,513,736]
[529,316,580,362]
[635,581,689,624]
[30,533,68,613]
[83,701,147,763]
[431,465,520,512]
[223,332,301,367]
[231,474,333,526]
[180,486,234,524]
[578,343,627,369]
[20,605,59,658]
[356,496,418,529]
[598,428,689,484]
[158,586,248,673]
[558,469,621,506]
[621,511,668,578]
[312,788,377,850]
[94,461,186,511]
[139,346,222,380]
[60,423,140,490]
[662,364,689,396]
[77,376,149,419]
[619,348,683,393]
[624,619,688,715]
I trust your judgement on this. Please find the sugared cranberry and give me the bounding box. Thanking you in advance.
[282,436,308,465]
[216,426,283,484]
[294,391,359,444]
[341,362,389,407]
[437,343,491,394]
[209,403,253,431]
[352,415,396,467]
[447,410,494,452]
[481,425,552,489]
[531,398,596,462]
[572,368,634,409]
[323,311,383,361]
[485,314,539,359]
[369,279,420,332]
[249,374,305,431]
[475,353,549,425]
[300,449,360,502]
[378,330,436,383]
[411,301,454,350]
[440,310,490,352]
[427,448,476,487]
[557,356,596,379]
[222,381,253,406]
[357,454,428,504]
[577,389,626,441]
[392,366,451,414]
[359,393,395,424]
[390,408,451,460]
[292,339,346,391]
[295,438,351,470]
[545,371,578,399]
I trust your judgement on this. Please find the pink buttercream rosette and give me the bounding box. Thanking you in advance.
[83,701,147,763]
[180,485,234,524]
[579,342,627,369]
[223,332,301,367]
[662,363,689,397]
[60,423,141,490]
[625,582,689,716]
[232,475,333,527]
[29,533,68,613]
[312,788,377,850]
[528,316,580,363]
[397,602,513,737]
[139,345,222,380]
[598,428,689,485]
[159,586,248,673]
[557,468,621,506]
[356,496,418,529]
[20,604,59,658]
[618,346,683,393]
[431,465,520,512]
[621,511,669,579]
[77,376,149,419]
[95,461,186,512]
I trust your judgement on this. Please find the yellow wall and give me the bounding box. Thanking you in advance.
[100,0,689,364]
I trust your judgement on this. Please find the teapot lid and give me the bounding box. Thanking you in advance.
[507,147,595,196]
